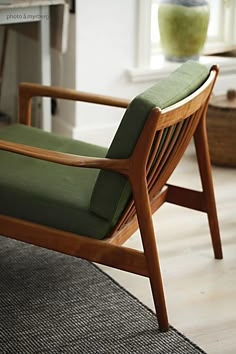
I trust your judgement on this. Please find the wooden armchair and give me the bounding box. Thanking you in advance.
[0,61,222,332]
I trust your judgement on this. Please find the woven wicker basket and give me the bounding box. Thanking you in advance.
[206,90,236,167]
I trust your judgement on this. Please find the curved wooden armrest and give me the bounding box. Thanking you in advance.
[19,82,130,125]
[19,82,130,107]
[0,140,129,175]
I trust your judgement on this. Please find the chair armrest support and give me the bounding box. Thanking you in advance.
[18,82,130,126]
[0,140,130,175]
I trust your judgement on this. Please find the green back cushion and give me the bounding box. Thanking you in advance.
[90,61,209,226]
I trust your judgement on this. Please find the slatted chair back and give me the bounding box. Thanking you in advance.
[90,61,211,235]
[110,64,218,242]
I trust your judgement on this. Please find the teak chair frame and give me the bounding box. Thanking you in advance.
[0,65,222,332]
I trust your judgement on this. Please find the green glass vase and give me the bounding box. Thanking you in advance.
[158,0,210,62]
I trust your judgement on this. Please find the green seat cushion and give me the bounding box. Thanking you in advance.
[90,61,209,226]
[0,124,111,240]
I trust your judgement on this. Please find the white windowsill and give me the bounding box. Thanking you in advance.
[127,55,236,83]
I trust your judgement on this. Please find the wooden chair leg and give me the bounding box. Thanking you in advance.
[194,117,223,259]
[131,177,169,332]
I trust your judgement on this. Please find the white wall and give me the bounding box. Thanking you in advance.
[74,0,155,146]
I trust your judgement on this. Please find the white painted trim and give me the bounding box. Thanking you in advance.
[52,115,74,137]
[224,0,236,44]
[136,0,152,67]
[72,122,117,135]
[39,5,51,132]
[127,55,236,83]
[53,116,118,142]
[72,123,118,147]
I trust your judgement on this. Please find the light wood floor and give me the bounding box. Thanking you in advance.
[94,138,236,354]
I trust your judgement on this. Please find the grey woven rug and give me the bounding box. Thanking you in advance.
[0,236,206,354]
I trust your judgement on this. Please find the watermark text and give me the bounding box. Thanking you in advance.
[6,13,49,21]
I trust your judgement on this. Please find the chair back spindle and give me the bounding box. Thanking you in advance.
[113,66,218,237]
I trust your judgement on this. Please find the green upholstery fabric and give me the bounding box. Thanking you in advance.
[90,61,209,226]
[0,124,111,240]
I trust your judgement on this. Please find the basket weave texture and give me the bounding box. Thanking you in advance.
[206,91,236,167]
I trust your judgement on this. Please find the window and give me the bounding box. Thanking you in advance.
[137,0,236,68]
